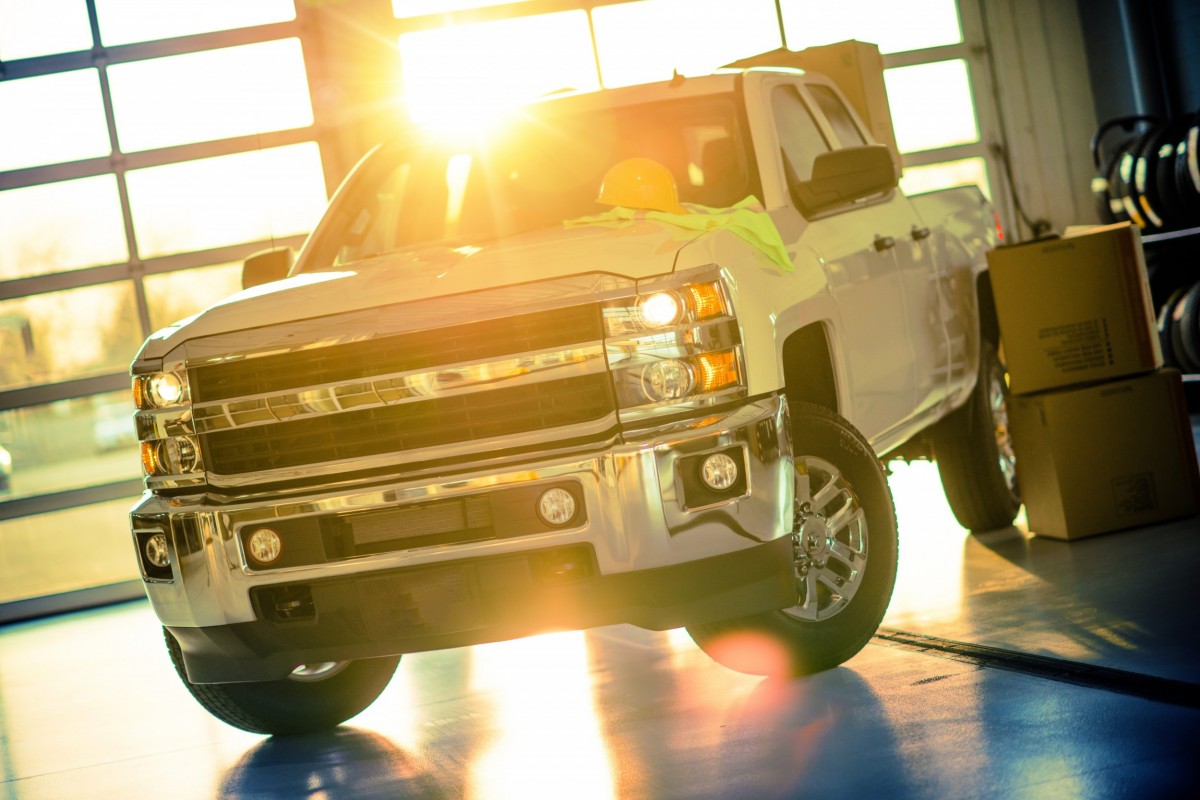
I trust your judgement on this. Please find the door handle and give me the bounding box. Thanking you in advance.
[873,234,896,252]
[911,225,931,240]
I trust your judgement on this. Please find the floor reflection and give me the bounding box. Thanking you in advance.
[466,631,616,800]
[884,460,972,626]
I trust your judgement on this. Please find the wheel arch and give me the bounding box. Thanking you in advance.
[780,321,840,415]
[976,270,1000,347]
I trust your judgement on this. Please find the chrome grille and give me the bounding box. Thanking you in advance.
[191,304,604,403]
[202,374,615,475]
[188,300,616,483]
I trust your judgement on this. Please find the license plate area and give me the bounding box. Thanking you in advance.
[356,565,482,639]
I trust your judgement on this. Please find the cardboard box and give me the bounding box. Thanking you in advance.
[987,222,1162,395]
[1009,369,1200,540]
[726,41,900,166]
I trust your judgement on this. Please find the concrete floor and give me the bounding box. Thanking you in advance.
[2,459,1199,800]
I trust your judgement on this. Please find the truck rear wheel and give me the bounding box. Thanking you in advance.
[165,629,399,736]
[686,401,898,678]
[933,340,1021,532]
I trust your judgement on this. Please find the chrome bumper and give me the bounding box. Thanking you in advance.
[134,394,793,634]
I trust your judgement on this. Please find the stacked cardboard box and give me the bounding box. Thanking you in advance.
[987,222,1200,540]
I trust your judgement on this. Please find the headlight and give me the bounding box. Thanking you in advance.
[604,272,745,420]
[638,291,683,328]
[642,360,695,402]
[605,279,730,338]
[133,370,189,409]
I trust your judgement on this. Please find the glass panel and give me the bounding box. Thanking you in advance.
[0,176,128,281]
[301,93,755,271]
[0,390,140,502]
[0,0,93,60]
[0,496,141,603]
[0,281,143,392]
[95,0,296,46]
[393,0,531,16]
[144,262,243,332]
[125,142,327,258]
[592,0,781,89]
[0,70,110,171]
[899,157,991,200]
[884,59,979,154]
[398,11,599,132]
[808,84,866,147]
[108,38,313,153]
[772,85,829,182]
[780,0,962,55]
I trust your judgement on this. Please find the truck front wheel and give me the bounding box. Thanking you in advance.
[686,401,898,678]
[933,340,1021,532]
[165,629,400,736]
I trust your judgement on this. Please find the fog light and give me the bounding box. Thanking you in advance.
[642,360,694,402]
[247,528,283,565]
[144,532,171,568]
[701,452,739,491]
[537,488,577,526]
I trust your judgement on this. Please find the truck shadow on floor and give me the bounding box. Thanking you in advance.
[218,727,449,800]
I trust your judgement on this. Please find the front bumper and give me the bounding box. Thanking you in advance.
[135,395,795,682]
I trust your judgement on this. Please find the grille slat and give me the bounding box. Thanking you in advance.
[193,305,603,402]
[203,373,614,475]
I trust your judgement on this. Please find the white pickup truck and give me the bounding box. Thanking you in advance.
[130,66,1014,735]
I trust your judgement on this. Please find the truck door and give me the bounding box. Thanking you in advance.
[805,83,957,417]
[768,79,916,443]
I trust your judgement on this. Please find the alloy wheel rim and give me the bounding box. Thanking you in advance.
[784,455,869,622]
[288,661,350,682]
[988,366,1019,498]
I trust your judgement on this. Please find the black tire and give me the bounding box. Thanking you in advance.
[933,340,1021,532]
[1160,287,1187,371]
[165,629,400,736]
[686,401,897,678]
[1176,282,1200,374]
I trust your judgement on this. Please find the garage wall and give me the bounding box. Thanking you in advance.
[1160,0,1200,113]
[965,0,1099,237]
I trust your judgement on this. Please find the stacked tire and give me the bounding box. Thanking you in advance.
[1159,281,1200,374]
[1091,111,1200,233]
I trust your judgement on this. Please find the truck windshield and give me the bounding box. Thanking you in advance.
[299,93,755,272]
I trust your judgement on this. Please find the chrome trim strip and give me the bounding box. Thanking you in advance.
[203,412,620,489]
[185,344,608,434]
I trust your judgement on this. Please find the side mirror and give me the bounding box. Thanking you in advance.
[242,246,295,290]
[790,145,898,217]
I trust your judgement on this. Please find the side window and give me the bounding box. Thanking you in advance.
[771,85,829,183]
[809,84,868,147]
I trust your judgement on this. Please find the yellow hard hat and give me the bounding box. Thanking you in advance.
[596,157,686,214]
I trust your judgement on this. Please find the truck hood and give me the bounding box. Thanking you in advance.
[144,221,704,355]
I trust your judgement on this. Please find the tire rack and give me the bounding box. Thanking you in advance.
[1145,225,1200,411]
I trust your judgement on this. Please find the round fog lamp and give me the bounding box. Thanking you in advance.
[145,533,171,568]
[700,452,739,491]
[247,528,283,565]
[537,488,577,527]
